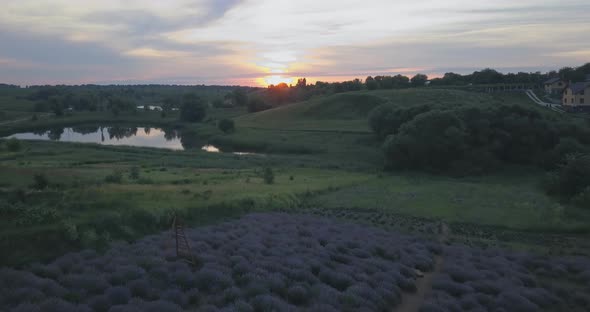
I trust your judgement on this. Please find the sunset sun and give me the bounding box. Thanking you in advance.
[262,75,293,86]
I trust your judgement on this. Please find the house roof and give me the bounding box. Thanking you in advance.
[544,77,561,85]
[567,82,590,95]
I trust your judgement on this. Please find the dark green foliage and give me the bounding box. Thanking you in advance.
[180,93,207,122]
[232,89,248,106]
[105,171,123,183]
[263,167,274,184]
[107,97,135,116]
[544,154,590,203]
[368,104,432,138]
[218,119,235,134]
[383,110,467,171]
[365,76,378,90]
[6,138,21,151]
[32,173,49,190]
[411,74,428,86]
[247,98,271,113]
[129,167,140,180]
[212,98,224,108]
[373,102,590,174]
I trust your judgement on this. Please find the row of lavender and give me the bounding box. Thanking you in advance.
[421,245,590,311]
[1,213,438,311]
[2,213,589,311]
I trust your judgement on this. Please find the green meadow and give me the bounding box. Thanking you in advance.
[1,86,589,266]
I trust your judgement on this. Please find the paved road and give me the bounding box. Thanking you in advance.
[525,90,564,113]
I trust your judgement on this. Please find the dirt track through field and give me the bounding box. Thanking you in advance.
[395,222,449,312]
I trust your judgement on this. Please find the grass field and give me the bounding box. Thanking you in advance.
[1,87,589,266]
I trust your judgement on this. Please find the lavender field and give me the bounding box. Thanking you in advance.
[1,213,589,311]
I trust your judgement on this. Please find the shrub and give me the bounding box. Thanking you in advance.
[88,295,111,312]
[106,286,131,305]
[32,173,49,190]
[195,268,232,293]
[142,300,182,312]
[263,167,274,185]
[287,285,309,305]
[432,277,473,297]
[231,300,254,312]
[572,187,590,208]
[318,269,353,291]
[59,274,110,295]
[496,292,539,312]
[80,228,99,247]
[6,138,21,152]
[251,294,291,311]
[129,167,140,180]
[39,298,78,312]
[104,171,123,184]
[218,119,235,134]
[160,289,188,307]
[13,303,41,312]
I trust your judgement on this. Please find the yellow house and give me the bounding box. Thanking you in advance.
[562,82,590,112]
[544,78,566,94]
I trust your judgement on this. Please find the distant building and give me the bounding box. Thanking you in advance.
[562,82,590,112]
[544,78,566,94]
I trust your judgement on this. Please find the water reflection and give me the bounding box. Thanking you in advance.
[201,145,220,152]
[6,126,186,150]
[6,126,262,155]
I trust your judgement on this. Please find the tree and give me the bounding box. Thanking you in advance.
[32,173,49,190]
[383,110,467,171]
[548,154,590,199]
[365,76,378,90]
[410,74,428,86]
[129,167,140,180]
[296,78,307,88]
[218,119,235,134]
[263,167,274,184]
[6,138,21,152]
[180,93,207,122]
[212,98,224,108]
[232,89,248,106]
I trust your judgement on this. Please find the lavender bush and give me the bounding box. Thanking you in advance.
[1,213,588,311]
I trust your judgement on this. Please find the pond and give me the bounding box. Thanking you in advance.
[5,126,263,155]
[6,126,187,150]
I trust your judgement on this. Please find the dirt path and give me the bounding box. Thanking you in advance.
[395,222,449,312]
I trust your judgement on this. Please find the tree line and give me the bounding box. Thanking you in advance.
[368,101,590,208]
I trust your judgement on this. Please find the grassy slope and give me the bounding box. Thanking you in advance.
[1,87,587,265]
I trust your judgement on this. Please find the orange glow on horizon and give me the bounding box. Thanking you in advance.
[258,75,294,87]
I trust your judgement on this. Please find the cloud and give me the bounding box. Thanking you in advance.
[0,0,588,85]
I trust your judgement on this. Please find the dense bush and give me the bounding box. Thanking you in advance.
[262,167,274,184]
[6,137,22,152]
[218,119,235,134]
[104,170,123,183]
[32,173,49,190]
[180,93,207,122]
[544,154,590,205]
[370,102,590,174]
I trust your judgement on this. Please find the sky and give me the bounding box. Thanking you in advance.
[0,0,588,87]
